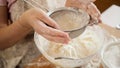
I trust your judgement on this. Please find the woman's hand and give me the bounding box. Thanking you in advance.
[66,0,101,23]
[18,8,70,44]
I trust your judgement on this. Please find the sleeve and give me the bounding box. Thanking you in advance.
[0,0,7,6]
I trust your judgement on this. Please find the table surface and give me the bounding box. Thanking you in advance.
[25,23,120,68]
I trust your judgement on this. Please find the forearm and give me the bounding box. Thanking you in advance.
[0,7,70,50]
[65,0,96,8]
[0,20,32,50]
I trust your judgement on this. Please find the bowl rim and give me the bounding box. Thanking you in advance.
[101,40,120,68]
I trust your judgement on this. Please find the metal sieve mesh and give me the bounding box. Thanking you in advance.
[49,8,90,32]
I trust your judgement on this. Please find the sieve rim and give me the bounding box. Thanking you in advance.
[47,7,90,32]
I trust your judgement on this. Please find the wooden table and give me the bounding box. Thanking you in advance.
[25,23,120,68]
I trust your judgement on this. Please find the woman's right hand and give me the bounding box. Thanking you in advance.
[18,8,70,44]
[66,0,101,23]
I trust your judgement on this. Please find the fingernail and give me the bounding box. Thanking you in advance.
[65,39,71,44]
[56,25,60,29]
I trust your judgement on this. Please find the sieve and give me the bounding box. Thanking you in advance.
[24,0,91,39]
[48,7,91,39]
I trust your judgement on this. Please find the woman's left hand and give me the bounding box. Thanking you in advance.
[66,0,101,23]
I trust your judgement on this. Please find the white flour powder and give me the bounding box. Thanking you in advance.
[103,44,120,68]
[46,26,104,59]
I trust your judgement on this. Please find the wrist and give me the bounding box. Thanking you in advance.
[17,18,33,32]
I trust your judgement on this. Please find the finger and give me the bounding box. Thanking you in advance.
[36,8,60,29]
[66,0,88,10]
[90,0,96,2]
[46,26,70,38]
[87,3,101,20]
[41,15,60,29]
[33,20,71,41]
[32,20,48,35]
[44,26,71,42]
[42,34,69,44]
[98,17,102,23]
[80,4,88,11]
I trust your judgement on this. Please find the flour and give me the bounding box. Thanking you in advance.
[34,25,109,67]
[103,43,120,68]
[50,8,90,31]
[46,26,103,59]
